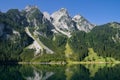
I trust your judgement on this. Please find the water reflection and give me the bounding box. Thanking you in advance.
[26,70,54,80]
[0,63,120,80]
[83,63,116,77]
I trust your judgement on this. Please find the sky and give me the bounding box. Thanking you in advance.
[0,0,120,25]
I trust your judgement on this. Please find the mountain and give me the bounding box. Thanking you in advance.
[51,8,95,37]
[0,5,120,62]
[23,5,55,55]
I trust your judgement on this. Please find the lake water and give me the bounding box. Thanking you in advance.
[0,63,120,80]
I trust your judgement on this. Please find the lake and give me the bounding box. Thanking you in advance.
[0,63,120,80]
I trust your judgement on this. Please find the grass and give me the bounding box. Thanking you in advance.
[83,48,105,62]
[64,42,73,58]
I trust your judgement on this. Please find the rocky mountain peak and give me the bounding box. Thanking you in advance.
[25,5,38,12]
[23,6,95,36]
[59,8,68,13]
[24,5,44,27]
[51,8,76,37]
[73,15,83,22]
[51,8,69,21]
[43,12,51,22]
[72,15,95,32]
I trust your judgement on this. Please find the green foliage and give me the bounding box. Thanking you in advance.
[0,65,25,80]
[19,65,34,78]
[83,48,117,62]
[0,32,33,62]
[39,36,55,51]
[0,9,28,31]
[39,34,67,54]
[93,64,120,80]
[32,53,66,62]
[68,31,88,61]
[65,42,73,58]
[27,8,43,23]
[0,11,33,62]
[53,34,67,54]
[83,48,105,62]
[89,24,120,60]
[20,49,34,61]
[68,23,120,61]
[37,24,53,38]
[54,34,67,47]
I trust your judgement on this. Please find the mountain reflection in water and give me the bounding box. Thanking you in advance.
[0,63,120,80]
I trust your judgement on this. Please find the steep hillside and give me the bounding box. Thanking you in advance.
[0,10,33,61]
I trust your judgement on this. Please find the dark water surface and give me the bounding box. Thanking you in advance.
[0,63,120,80]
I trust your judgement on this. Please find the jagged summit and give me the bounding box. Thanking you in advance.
[23,6,95,36]
[73,14,95,32]
[43,12,51,22]
[51,8,76,37]
[24,5,44,27]
[25,5,38,12]
[73,14,82,20]
[59,8,68,13]
[51,8,69,20]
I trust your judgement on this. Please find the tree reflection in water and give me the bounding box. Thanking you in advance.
[0,63,120,80]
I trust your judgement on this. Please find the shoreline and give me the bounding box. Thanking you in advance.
[67,61,120,64]
[18,61,120,65]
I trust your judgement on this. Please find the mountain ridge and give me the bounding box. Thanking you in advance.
[0,5,120,62]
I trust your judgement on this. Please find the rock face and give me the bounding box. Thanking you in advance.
[50,8,95,37]
[72,15,95,32]
[43,12,52,22]
[24,5,44,27]
[51,8,76,32]
[51,8,77,37]
[23,6,95,37]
